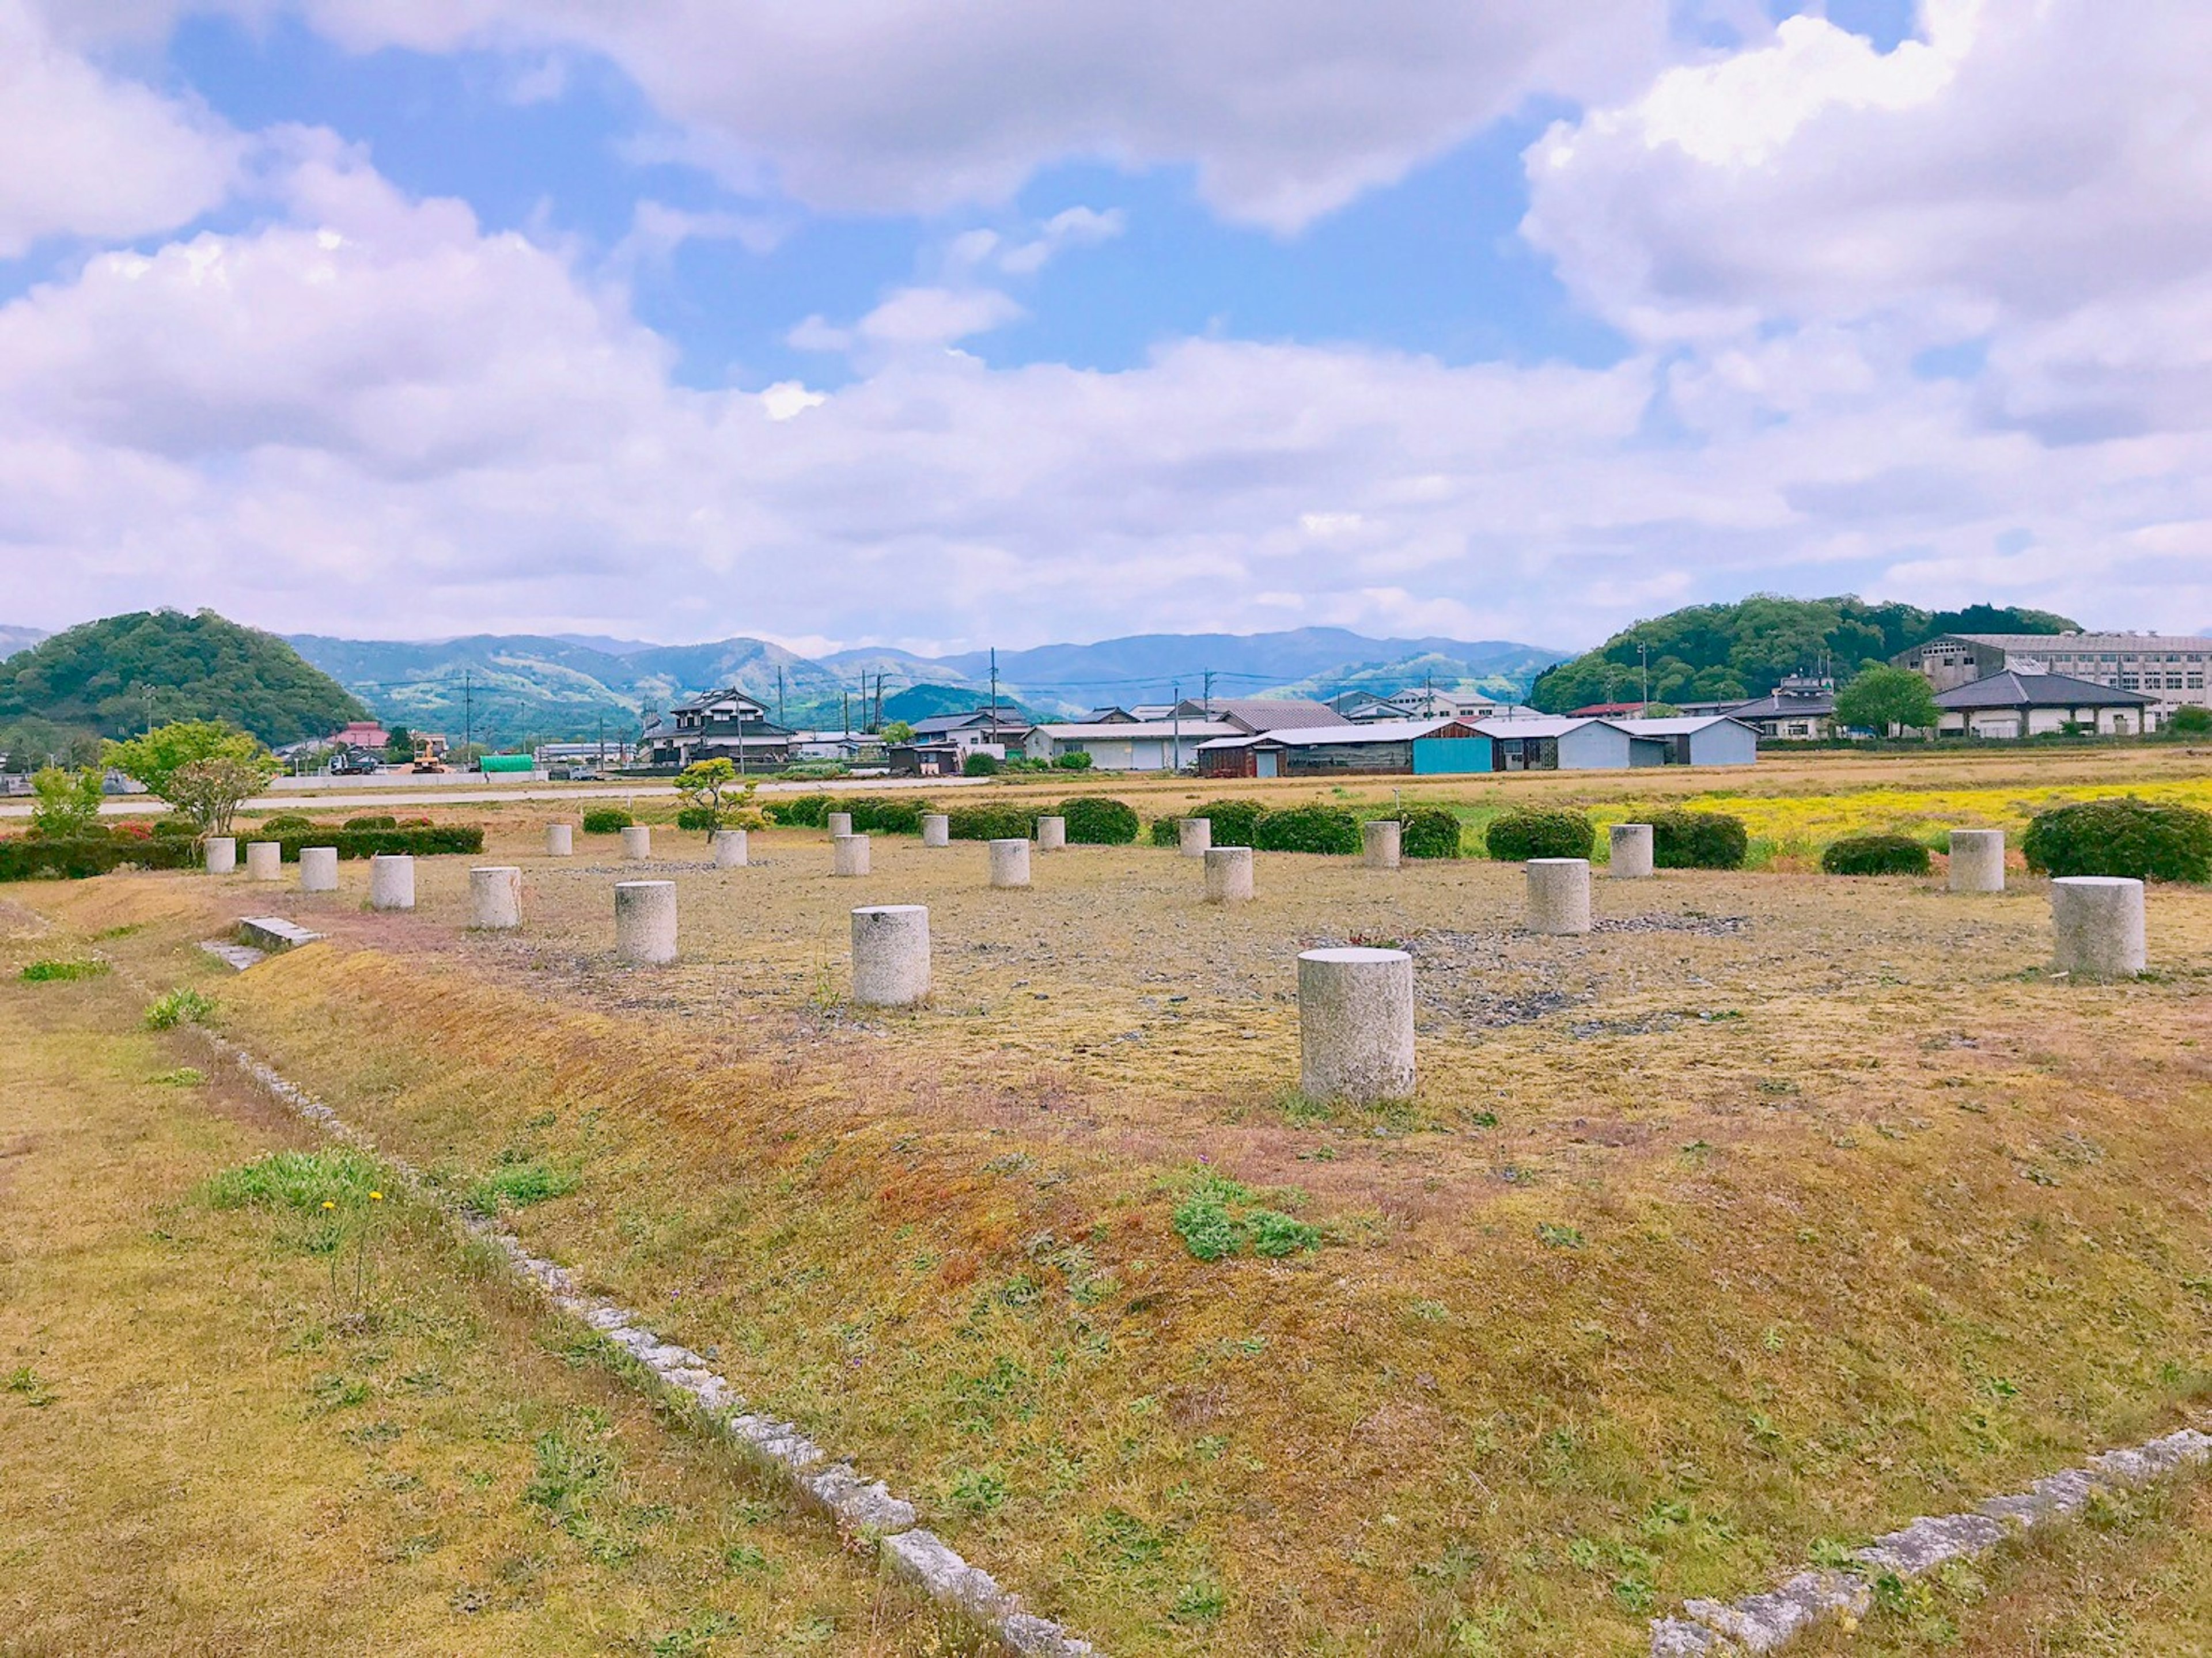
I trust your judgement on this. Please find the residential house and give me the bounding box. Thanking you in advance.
[907,707,1034,758]
[1342,688,1531,722]
[641,687,796,768]
[328,718,390,750]
[1726,674,1842,739]
[887,743,963,777]
[1024,717,1242,771]
[1896,632,2211,717]
[1931,671,2158,738]
[1609,715,1761,766]
[1197,719,1492,779]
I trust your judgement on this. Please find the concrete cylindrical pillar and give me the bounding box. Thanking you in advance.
[245,841,283,882]
[988,838,1031,888]
[832,833,871,877]
[621,824,652,860]
[1362,819,1401,870]
[615,880,677,964]
[469,866,523,931]
[1298,947,1416,1103]
[1527,858,1593,935]
[1609,824,1656,880]
[2051,876,2145,980]
[546,823,574,858]
[299,846,339,893]
[1178,818,1211,859]
[851,904,930,1007]
[1949,829,2005,894]
[204,836,236,875]
[921,813,950,847]
[714,829,749,868]
[1035,815,1066,851]
[1204,845,1255,903]
[368,853,415,912]
[826,811,854,839]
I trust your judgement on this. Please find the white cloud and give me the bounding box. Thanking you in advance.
[93,0,1666,233]
[854,286,1024,348]
[759,381,825,422]
[999,206,1126,275]
[0,0,244,256]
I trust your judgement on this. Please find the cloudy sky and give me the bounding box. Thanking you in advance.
[2,0,2207,652]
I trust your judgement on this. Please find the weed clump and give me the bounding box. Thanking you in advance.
[2023,796,2212,882]
[145,986,217,1029]
[1650,809,1749,870]
[1485,806,1595,861]
[1821,833,1933,877]
[464,1159,579,1216]
[1252,805,1361,856]
[1171,1170,1322,1262]
[20,958,109,982]
[204,1147,390,1212]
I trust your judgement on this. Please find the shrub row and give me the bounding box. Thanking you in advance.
[1484,807,1595,862]
[265,826,486,861]
[2023,797,2212,883]
[0,835,202,882]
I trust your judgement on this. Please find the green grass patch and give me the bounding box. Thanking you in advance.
[203,1147,392,1213]
[144,986,218,1029]
[464,1158,579,1216]
[20,958,109,982]
[1170,1170,1323,1262]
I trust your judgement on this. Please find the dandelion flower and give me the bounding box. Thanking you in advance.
[321,1201,335,1211]
[369,1191,383,1201]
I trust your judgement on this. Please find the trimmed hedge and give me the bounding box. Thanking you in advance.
[1485,807,1595,862]
[1149,815,1182,848]
[581,807,633,833]
[1821,833,1931,877]
[947,802,1041,841]
[766,792,833,828]
[0,835,202,881]
[1253,805,1361,855]
[256,813,317,836]
[1194,799,1267,847]
[343,814,399,830]
[1058,796,1140,845]
[269,826,485,862]
[2022,796,2212,883]
[850,797,927,836]
[1650,809,1749,870]
[1395,806,1463,859]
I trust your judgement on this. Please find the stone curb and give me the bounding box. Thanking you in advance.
[1650,1426,2212,1653]
[183,1024,1099,1658]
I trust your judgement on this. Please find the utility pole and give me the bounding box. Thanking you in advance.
[463,670,475,757]
[777,665,786,727]
[1202,669,1214,713]
[988,648,998,719]
[142,684,156,737]
[1171,680,1181,773]
[842,689,850,736]
[596,712,605,771]
[1638,642,1650,710]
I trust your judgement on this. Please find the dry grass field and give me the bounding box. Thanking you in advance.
[11,746,2212,1655]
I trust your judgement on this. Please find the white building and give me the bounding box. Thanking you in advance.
[1897,633,2210,718]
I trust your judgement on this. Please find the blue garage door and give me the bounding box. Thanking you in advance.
[1412,737,1492,775]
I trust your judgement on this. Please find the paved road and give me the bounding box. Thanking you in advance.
[0,774,990,819]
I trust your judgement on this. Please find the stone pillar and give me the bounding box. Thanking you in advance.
[1609,824,1655,880]
[1362,819,1401,870]
[368,853,415,912]
[827,811,853,838]
[1527,858,1593,935]
[714,829,749,868]
[832,833,871,877]
[299,846,339,893]
[621,824,652,860]
[2051,876,2145,980]
[204,836,236,875]
[1178,817,1211,859]
[921,813,950,847]
[469,866,523,931]
[1204,845,1255,903]
[615,880,677,964]
[1298,947,1416,1103]
[1948,829,2005,894]
[1035,815,1067,851]
[851,904,930,1007]
[988,838,1031,888]
[245,841,283,882]
[545,823,574,857]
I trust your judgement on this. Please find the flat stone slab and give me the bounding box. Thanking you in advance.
[236,916,324,954]
[199,939,267,972]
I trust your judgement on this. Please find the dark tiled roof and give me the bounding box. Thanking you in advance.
[1730,692,1835,719]
[1933,670,2157,710]
[1215,698,1351,733]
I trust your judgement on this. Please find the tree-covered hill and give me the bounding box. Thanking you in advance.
[0,609,365,748]
[1528,597,2079,712]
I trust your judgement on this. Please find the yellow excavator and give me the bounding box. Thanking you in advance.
[409,734,450,773]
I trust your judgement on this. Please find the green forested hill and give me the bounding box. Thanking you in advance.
[1528,597,2078,712]
[0,609,364,748]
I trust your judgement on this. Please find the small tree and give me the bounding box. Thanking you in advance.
[384,726,415,764]
[881,720,916,743]
[29,765,104,837]
[2169,705,2212,737]
[1834,665,1940,737]
[105,720,279,837]
[676,758,760,839]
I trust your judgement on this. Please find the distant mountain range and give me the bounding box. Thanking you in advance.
[282,627,1567,746]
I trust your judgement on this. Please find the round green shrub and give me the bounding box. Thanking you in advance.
[1820,833,1931,877]
[2022,796,2212,883]
[256,813,317,837]
[946,802,1039,840]
[342,814,399,830]
[581,807,632,834]
[1054,750,1094,770]
[1194,799,1266,847]
[1650,809,1749,870]
[1253,805,1360,855]
[850,797,924,834]
[1058,796,1140,844]
[1394,806,1463,859]
[1149,816,1181,848]
[1484,807,1594,861]
[2167,705,2212,736]
[961,752,1002,777]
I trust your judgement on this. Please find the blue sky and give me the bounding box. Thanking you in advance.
[0,0,2203,650]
